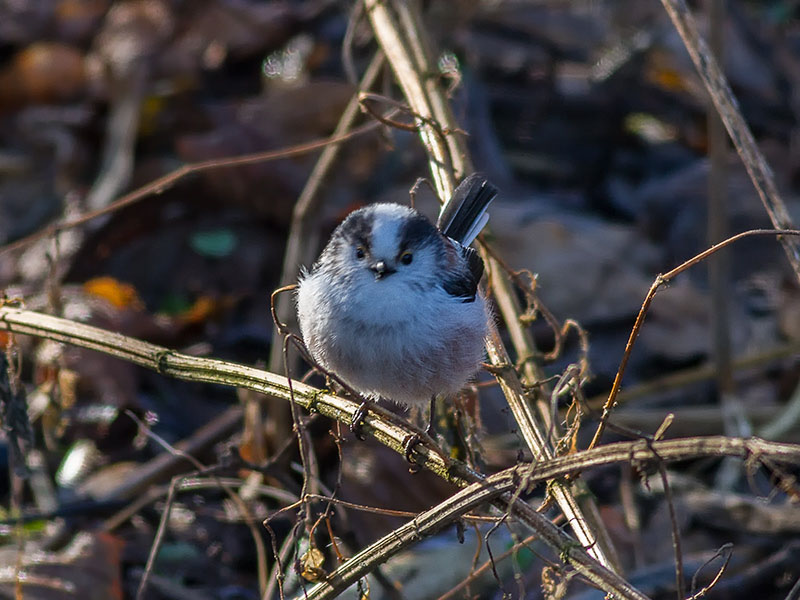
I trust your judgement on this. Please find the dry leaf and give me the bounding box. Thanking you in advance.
[300,547,326,582]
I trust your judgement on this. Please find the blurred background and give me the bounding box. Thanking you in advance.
[1,1,799,598]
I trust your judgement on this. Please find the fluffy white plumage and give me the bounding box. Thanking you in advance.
[295,177,496,407]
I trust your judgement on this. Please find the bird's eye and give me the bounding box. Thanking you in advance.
[355,246,366,259]
[399,251,413,265]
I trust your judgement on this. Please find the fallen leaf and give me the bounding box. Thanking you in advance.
[83,277,144,311]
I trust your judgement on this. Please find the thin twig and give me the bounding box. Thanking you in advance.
[0,121,383,257]
[486,255,621,571]
[590,229,800,450]
[656,450,685,599]
[584,340,800,412]
[299,493,497,521]
[659,0,800,282]
[300,467,647,600]
[437,534,539,600]
[100,405,243,502]
[706,0,734,401]
[282,334,317,538]
[688,543,733,599]
[129,412,270,599]
[4,306,800,476]
[136,473,183,600]
[359,92,421,131]
[102,477,298,533]
[264,521,298,600]
[267,51,386,394]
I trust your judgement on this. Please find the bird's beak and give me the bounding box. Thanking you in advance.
[370,260,396,280]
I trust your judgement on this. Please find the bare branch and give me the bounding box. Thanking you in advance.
[301,467,648,600]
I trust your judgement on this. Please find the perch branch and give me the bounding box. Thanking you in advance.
[4,302,799,597]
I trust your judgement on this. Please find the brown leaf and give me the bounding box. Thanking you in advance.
[0,43,86,111]
[300,547,326,582]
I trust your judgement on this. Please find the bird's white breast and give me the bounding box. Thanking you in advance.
[296,270,488,406]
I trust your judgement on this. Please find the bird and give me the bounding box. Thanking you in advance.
[295,174,497,436]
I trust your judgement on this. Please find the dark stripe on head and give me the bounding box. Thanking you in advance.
[312,206,375,273]
[398,212,439,251]
[335,207,374,251]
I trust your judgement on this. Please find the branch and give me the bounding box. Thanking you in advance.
[0,304,636,595]
[303,435,800,600]
[0,304,458,483]
[5,304,799,599]
[363,0,620,572]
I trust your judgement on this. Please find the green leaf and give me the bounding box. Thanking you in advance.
[190,229,238,258]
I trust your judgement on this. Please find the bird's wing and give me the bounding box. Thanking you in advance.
[442,244,484,302]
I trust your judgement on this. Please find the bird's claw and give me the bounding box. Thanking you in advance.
[426,396,437,439]
[351,402,370,440]
[402,433,422,473]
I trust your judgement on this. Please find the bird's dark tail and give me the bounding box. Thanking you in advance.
[436,173,498,245]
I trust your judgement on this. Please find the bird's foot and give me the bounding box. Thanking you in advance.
[426,396,437,439]
[481,361,514,376]
[350,401,371,440]
[402,433,423,473]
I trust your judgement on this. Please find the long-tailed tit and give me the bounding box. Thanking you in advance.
[295,174,497,432]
